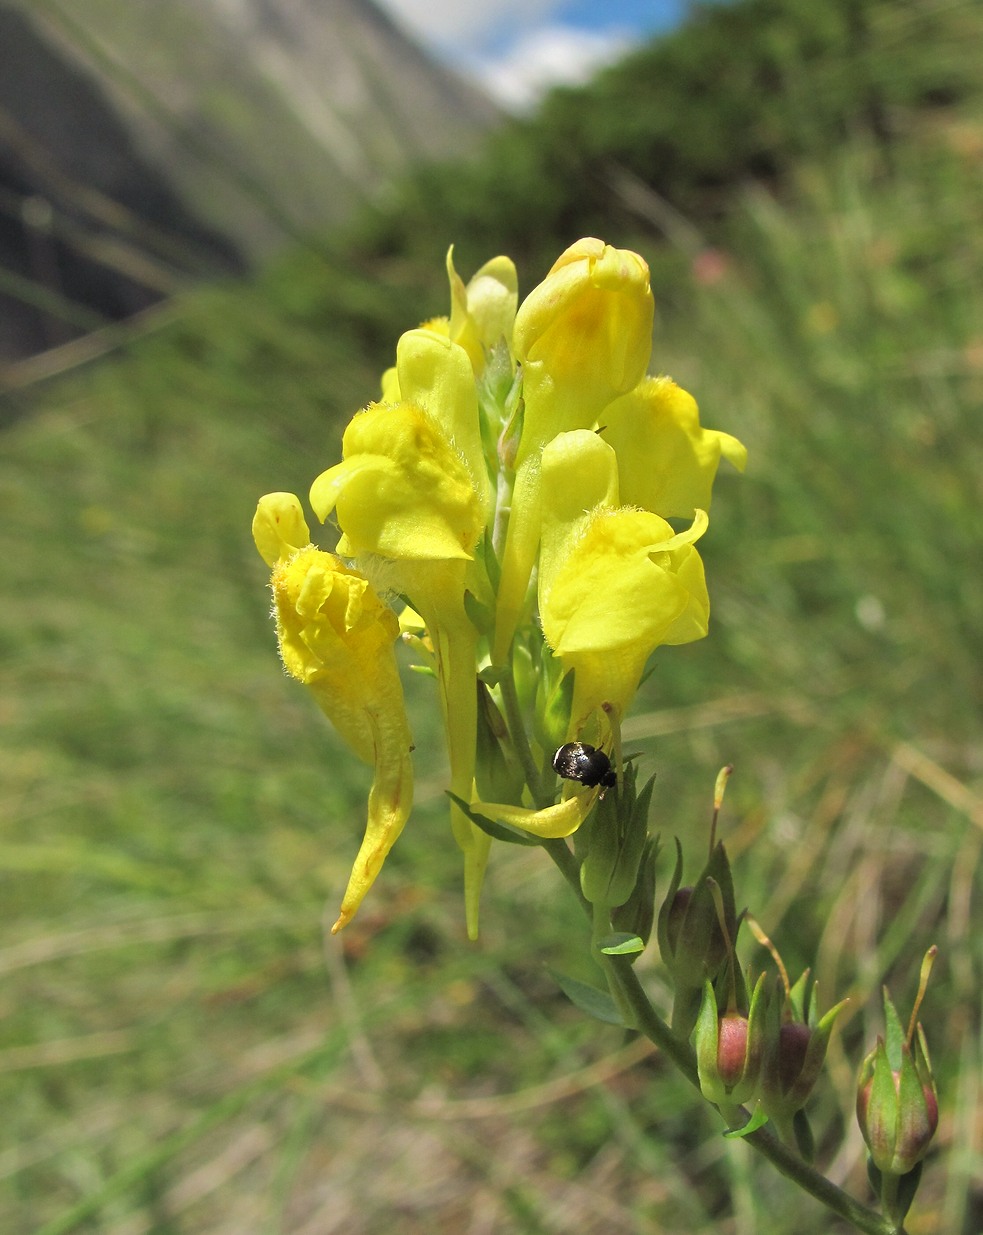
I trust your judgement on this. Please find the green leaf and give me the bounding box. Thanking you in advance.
[724,1103,769,1138]
[549,969,627,1026]
[445,793,543,846]
[598,932,645,956]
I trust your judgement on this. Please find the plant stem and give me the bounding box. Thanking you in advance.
[542,841,899,1235]
[499,661,552,806]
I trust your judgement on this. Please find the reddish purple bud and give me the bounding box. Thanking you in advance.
[776,1021,812,1093]
[717,1014,751,1088]
[857,1040,939,1176]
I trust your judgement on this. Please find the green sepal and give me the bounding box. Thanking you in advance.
[695,979,722,1099]
[787,968,813,1025]
[882,988,907,1072]
[866,1159,923,1225]
[445,792,544,847]
[474,680,525,804]
[478,524,502,592]
[612,834,660,954]
[891,1161,924,1223]
[795,994,848,1101]
[656,836,685,961]
[580,764,652,909]
[607,771,656,906]
[463,587,492,635]
[550,969,627,1026]
[598,932,645,956]
[869,1038,899,1129]
[533,650,573,756]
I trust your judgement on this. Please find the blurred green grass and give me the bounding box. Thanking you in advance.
[1,116,981,1235]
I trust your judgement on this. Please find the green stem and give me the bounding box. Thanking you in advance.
[542,843,898,1235]
[542,837,589,910]
[609,955,897,1234]
[590,898,635,1026]
[500,662,552,807]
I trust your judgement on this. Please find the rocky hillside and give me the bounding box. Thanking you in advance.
[0,0,498,359]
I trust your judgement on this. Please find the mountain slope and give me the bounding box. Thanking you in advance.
[0,0,497,357]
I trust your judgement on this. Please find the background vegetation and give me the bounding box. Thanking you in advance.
[1,0,980,1231]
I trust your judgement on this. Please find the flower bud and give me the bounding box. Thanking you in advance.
[512,238,653,423]
[695,973,766,1107]
[762,973,845,1114]
[580,763,653,910]
[855,970,938,1224]
[759,971,847,1156]
[611,836,659,954]
[657,839,737,1036]
[857,1025,938,1177]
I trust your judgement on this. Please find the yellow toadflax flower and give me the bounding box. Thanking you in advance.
[538,430,710,742]
[494,238,654,664]
[252,493,413,932]
[309,333,493,938]
[601,376,747,518]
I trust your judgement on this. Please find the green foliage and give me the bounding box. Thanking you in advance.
[351,0,983,273]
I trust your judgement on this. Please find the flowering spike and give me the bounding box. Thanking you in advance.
[251,241,744,936]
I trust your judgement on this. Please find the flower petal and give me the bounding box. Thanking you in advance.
[310,401,483,562]
[540,506,709,729]
[471,792,598,838]
[252,492,312,567]
[267,547,414,930]
[602,377,747,518]
[395,329,490,516]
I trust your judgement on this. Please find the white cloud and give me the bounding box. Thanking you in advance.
[471,25,633,111]
[377,0,563,52]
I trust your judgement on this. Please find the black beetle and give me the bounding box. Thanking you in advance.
[552,741,617,789]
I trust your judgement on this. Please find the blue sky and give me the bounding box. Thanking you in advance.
[376,0,691,110]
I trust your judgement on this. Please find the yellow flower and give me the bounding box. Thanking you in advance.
[252,239,746,936]
[252,493,413,932]
[382,250,519,394]
[538,432,709,738]
[311,332,490,562]
[513,239,654,420]
[446,247,519,374]
[308,334,493,938]
[494,238,654,664]
[601,376,747,518]
[469,792,601,839]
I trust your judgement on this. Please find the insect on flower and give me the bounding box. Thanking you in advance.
[552,742,617,789]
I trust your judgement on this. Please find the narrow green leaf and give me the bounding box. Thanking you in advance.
[724,1103,769,1138]
[549,969,626,1026]
[598,932,645,956]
